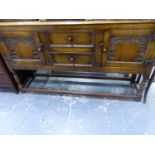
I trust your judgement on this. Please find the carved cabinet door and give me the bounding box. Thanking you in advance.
[0,31,45,66]
[101,29,155,66]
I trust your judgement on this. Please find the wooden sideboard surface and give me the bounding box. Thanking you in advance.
[0,20,155,102]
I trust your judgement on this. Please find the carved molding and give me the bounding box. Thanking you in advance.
[108,36,149,62]
[5,36,39,59]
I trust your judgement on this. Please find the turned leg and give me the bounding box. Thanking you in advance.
[136,74,142,84]
[131,74,137,84]
[144,68,155,103]
[136,75,148,102]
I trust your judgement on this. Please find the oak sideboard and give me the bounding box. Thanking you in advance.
[0,20,155,102]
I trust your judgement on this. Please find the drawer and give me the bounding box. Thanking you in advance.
[46,31,94,45]
[50,53,94,66]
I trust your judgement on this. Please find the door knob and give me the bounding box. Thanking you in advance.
[35,43,44,52]
[100,42,107,53]
[103,48,107,52]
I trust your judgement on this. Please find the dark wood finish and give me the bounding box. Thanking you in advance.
[0,20,155,102]
[21,87,138,102]
[131,74,137,84]
[34,72,132,81]
[0,31,45,66]
[0,54,18,91]
[103,30,151,64]
[45,31,94,45]
[136,74,142,84]
[144,67,155,102]
[136,75,149,102]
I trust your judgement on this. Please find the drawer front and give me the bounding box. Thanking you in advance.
[49,53,94,66]
[45,31,94,45]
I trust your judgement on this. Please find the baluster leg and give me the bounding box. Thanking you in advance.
[144,68,155,103]
[136,74,142,84]
[136,75,148,102]
[131,74,137,84]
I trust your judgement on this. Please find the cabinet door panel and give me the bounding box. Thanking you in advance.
[114,43,138,61]
[102,30,155,65]
[110,36,149,62]
[14,43,35,59]
[0,31,45,66]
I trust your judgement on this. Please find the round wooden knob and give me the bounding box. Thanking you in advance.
[69,56,75,62]
[68,36,73,42]
[103,48,107,52]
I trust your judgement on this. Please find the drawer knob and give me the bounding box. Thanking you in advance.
[69,56,75,62]
[68,36,73,42]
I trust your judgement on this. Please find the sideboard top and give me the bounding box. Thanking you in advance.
[0,19,155,26]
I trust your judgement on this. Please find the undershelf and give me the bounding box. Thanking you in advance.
[17,70,139,101]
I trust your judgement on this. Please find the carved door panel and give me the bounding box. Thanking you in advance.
[102,30,155,66]
[0,31,45,66]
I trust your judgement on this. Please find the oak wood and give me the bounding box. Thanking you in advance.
[0,20,155,27]
[0,20,155,102]
[21,87,138,102]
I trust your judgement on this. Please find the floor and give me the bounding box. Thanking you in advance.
[0,81,155,135]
